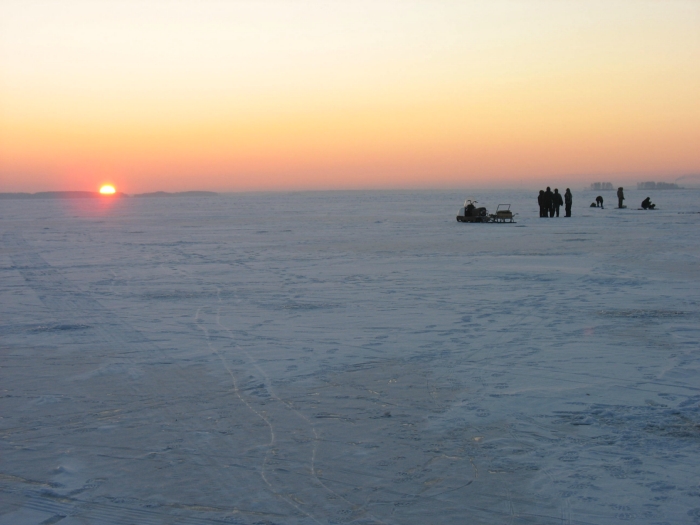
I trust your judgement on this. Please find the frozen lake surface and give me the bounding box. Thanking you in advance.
[2,189,699,524]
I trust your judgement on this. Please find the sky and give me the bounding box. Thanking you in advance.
[1,1,699,193]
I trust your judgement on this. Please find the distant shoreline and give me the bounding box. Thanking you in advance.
[2,188,699,200]
[0,191,218,199]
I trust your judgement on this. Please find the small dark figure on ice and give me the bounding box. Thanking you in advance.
[617,187,625,208]
[538,190,546,217]
[641,197,656,210]
[544,187,555,217]
[595,195,604,208]
[465,200,476,215]
[564,188,572,217]
[553,189,564,217]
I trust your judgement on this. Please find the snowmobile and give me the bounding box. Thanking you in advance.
[456,200,516,223]
[456,199,489,222]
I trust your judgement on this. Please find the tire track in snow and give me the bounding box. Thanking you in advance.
[4,232,385,524]
[195,306,325,525]
[195,294,391,525]
[198,298,581,525]
[2,233,274,525]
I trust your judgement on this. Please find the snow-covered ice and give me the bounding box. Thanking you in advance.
[1,189,699,524]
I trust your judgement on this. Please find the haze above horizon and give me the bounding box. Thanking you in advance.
[1,1,699,193]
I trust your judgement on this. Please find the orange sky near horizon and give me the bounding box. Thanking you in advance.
[1,1,699,193]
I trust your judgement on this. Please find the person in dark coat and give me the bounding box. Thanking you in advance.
[544,187,554,217]
[617,187,625,208]
[595,195,604,208]
[564,188,572,217]
[641,197,656,209]
[553,189,564,217]
[538,190,546,217]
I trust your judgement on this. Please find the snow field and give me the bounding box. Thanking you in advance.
[1,189,699,524]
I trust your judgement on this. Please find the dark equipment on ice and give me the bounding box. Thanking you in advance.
[456,199,516,223]
[493,204,515,222]
[457,199,488,222]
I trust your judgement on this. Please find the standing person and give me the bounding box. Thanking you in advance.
[553,189,564,217]
[595,195,604,209]
[544,187,554,217]
[617,187,625,208]
[564,188,572,217]
[538,190,546,217]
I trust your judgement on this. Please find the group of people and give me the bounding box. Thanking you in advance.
[538,187,573,217]
[538,186,656,216]
[618,187,656,210]
[590,187,627,209]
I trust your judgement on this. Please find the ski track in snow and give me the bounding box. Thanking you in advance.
[1,190,699,524]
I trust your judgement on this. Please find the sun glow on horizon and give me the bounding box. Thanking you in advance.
[99,185,116,195]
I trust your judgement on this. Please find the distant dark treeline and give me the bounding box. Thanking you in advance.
[636,182,681,190]
[589,182,614,191]
[0,191,218,199]
[0,191,113,199]
[133,191,218,198]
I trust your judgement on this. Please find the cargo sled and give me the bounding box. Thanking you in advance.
[491,204,515,223]
[456,200,516,223]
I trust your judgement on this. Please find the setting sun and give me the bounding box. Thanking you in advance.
[99,185,116,195]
